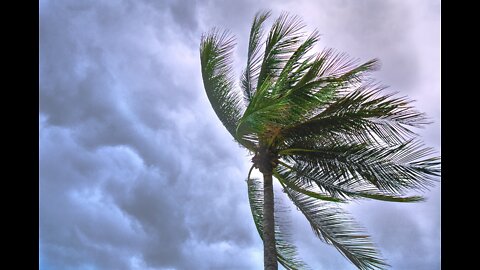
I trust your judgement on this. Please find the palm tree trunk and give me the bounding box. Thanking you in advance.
[263,172,278,270]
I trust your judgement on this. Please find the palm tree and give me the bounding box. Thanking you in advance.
[199,10,440,270]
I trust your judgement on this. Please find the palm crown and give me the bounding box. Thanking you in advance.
[200,10,440,270]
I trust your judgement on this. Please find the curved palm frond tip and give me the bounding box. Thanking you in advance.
[200,10,440,270]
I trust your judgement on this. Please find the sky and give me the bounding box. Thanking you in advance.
[40,0,441,269]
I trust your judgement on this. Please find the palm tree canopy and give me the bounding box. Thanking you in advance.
[200,10,440,270]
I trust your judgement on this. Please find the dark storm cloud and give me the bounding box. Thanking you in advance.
[41,0,260,269]
[40,0,440,269]
[40,126,143,270]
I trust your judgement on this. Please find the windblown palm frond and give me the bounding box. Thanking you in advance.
[279,82,429,148]
[200,29,252,148]
[257,12,306,90]
[278,139,440,195]
[275,161,428,203]
[241,10,271,102]
[279,181,389,270]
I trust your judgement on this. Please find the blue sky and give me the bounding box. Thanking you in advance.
[40,0,440,269]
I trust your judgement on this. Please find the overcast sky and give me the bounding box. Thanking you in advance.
[40,0,440,269]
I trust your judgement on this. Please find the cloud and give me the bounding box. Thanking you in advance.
[40,0,440,269]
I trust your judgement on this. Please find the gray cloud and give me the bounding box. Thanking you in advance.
[40,0,440,269]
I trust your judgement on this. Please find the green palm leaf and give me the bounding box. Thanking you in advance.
[280,181,389,270]
[280,139,439,194]
[200,29,251,148]
[257,12,306,91]
[280,82,429,147]
[241,10,271,102]
[276,161,426,203]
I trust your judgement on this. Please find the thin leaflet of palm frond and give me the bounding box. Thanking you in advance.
[241,10,271,103]
[281,184,389,269]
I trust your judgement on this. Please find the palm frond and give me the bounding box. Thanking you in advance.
[278,138,440,195]
[200,29,249,147]
[247,169,311,270]
[276,161,426,203]
[273,30,320,95]
[241,10,271,103]
[280,82,430,147]
[284,50,379,113]
[257,12,306,91]
[280,182,389,270]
